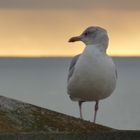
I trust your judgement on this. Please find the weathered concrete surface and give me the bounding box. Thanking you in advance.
[0,96,140,140]
[0,96,113,133]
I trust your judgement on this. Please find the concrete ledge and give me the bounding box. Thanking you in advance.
[0,131,140,140]
[0,96,140,140]
[0,95,113,133]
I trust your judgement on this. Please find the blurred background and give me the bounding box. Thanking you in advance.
[0,0,140,57]
[0,0,140,130]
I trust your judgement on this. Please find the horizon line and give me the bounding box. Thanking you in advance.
[0,55,140,58]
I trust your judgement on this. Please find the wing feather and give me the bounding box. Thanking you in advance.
[68,54,80,81]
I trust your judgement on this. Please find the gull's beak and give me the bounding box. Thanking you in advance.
[68,36,81,42]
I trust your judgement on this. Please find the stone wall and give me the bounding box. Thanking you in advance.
[0,96,140,140]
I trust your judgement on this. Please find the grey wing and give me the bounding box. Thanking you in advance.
[115,68,118,79]
[68,54,80,81]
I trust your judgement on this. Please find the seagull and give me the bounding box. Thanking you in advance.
[67,26,117,123]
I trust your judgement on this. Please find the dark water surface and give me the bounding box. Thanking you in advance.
[0,57,140,130]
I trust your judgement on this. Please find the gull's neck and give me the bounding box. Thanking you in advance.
[85,44,107,55]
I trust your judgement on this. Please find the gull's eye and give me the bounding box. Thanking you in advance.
[84,32,88,36]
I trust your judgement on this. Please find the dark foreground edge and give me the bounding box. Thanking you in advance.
[0,131,140,140]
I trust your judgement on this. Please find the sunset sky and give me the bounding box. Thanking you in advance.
[0,0,140,57]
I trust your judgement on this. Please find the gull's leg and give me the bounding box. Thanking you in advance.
[94,100,99,123]
[78,101,83,119]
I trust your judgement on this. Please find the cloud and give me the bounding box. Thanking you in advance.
[0,0,139,10]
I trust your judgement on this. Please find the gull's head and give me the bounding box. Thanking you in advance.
[69,26,109,46]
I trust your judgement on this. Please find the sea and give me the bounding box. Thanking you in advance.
[0,57,140,130]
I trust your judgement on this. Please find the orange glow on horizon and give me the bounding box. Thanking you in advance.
[0,9,140,57]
